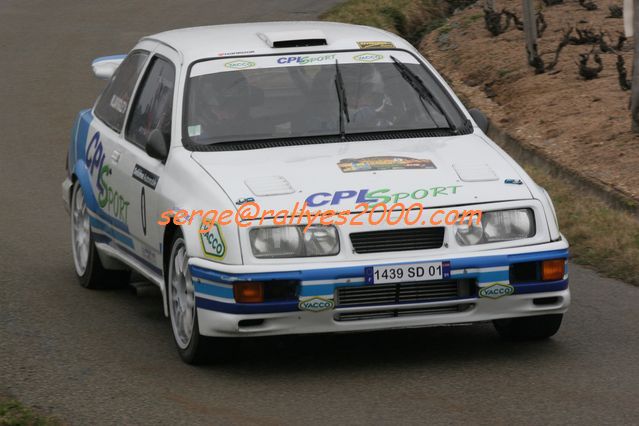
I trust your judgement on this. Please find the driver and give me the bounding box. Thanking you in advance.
[350,66,393,127]
[193,71,251,139]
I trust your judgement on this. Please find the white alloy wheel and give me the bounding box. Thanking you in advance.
[71,184,91,276]
[169,238,196,349]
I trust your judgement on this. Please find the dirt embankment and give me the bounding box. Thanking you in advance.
[420,0,639,203]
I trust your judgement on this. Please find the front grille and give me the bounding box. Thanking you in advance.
[349,228,445,254]
[334,303,474,322]
[335,279,474,307]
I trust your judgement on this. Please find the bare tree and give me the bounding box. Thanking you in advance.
[628,0,639,131]
[522,0,545,73]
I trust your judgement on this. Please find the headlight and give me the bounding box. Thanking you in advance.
[250,226,340,258]
[455,209,535,246]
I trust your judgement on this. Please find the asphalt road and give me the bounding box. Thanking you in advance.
[1,1,638,425]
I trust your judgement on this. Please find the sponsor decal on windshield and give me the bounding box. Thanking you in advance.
[276,54,336,65]
[224,59,256,70]
[337,156,436,173]
[217,50,255,57]
[353,53,384,62]
[357,41,395,49]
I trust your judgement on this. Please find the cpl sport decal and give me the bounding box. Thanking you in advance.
[337,156,436,173]
[97,165,130,222]
[305,185,462,207]
[478,283,515,299]
[199,221,226,260]
[87,132,129,223]
[298,297,335,312]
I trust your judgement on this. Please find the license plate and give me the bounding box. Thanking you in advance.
[364,261,451,285]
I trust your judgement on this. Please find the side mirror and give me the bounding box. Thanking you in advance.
[146,129,169,163]
[469,108,490,134]
[92,55,126,80]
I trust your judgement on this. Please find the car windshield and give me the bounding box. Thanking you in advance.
[183,50,467,146]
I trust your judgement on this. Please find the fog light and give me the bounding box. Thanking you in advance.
[542,259,565,281]
[234,282,264,303]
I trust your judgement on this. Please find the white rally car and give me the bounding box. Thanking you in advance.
[63,22,570,363]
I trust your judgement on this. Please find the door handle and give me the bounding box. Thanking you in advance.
[111,150,121,163]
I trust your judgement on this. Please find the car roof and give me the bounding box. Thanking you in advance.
[144,21,413,64]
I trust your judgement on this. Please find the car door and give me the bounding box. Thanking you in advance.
[88,50,150,246]
[109,48,178,275]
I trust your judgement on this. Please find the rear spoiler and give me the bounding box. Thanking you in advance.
[91,54,126,80]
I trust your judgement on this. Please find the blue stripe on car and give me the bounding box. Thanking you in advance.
[193,282,234,299]
[190,249,568,284]
[91,54,127,65]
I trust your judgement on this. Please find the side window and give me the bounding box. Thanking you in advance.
[125,56,175,148]
[94,51,148,132]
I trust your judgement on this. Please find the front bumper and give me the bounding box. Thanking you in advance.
[189,240,570,337]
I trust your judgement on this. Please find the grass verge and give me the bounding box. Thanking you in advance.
[528,166,639,285]
[320,0,450,45]
[323,0,639,285]
[0,398,61,426]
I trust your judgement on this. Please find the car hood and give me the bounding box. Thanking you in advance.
[191,134,532,212]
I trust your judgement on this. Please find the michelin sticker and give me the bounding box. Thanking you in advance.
[298,297,335,312]
[479,283,514,299]
[200,222,226,260]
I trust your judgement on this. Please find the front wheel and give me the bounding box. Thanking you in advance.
[167,232,217,364]
[493,314,564,340]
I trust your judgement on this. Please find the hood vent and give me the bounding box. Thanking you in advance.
[245,176,295,196]
[453,164,499,182]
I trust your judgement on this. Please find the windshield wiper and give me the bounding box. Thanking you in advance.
[334,60,350,140]
[390,55,460,134]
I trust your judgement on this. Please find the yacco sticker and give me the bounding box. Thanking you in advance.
[338,156,436,173]
[353,53,384,62]
[224,60,255,70]
[276,54,336,65]
[478,283,514,299]
[200,222,226,260]
[298,297,335,312]
[357,41,395,49]
[305,186,462,207]
[97,165,130,223]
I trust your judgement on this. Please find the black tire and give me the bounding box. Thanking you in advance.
[493,314,564,340]
[166,230,232,364]
[71,183,130,289]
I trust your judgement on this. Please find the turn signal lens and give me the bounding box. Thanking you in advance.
[542,259,565,281]
[234,282,264,303]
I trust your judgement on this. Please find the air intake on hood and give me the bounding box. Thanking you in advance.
[258,30,327,48]
[245,176,295,196]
